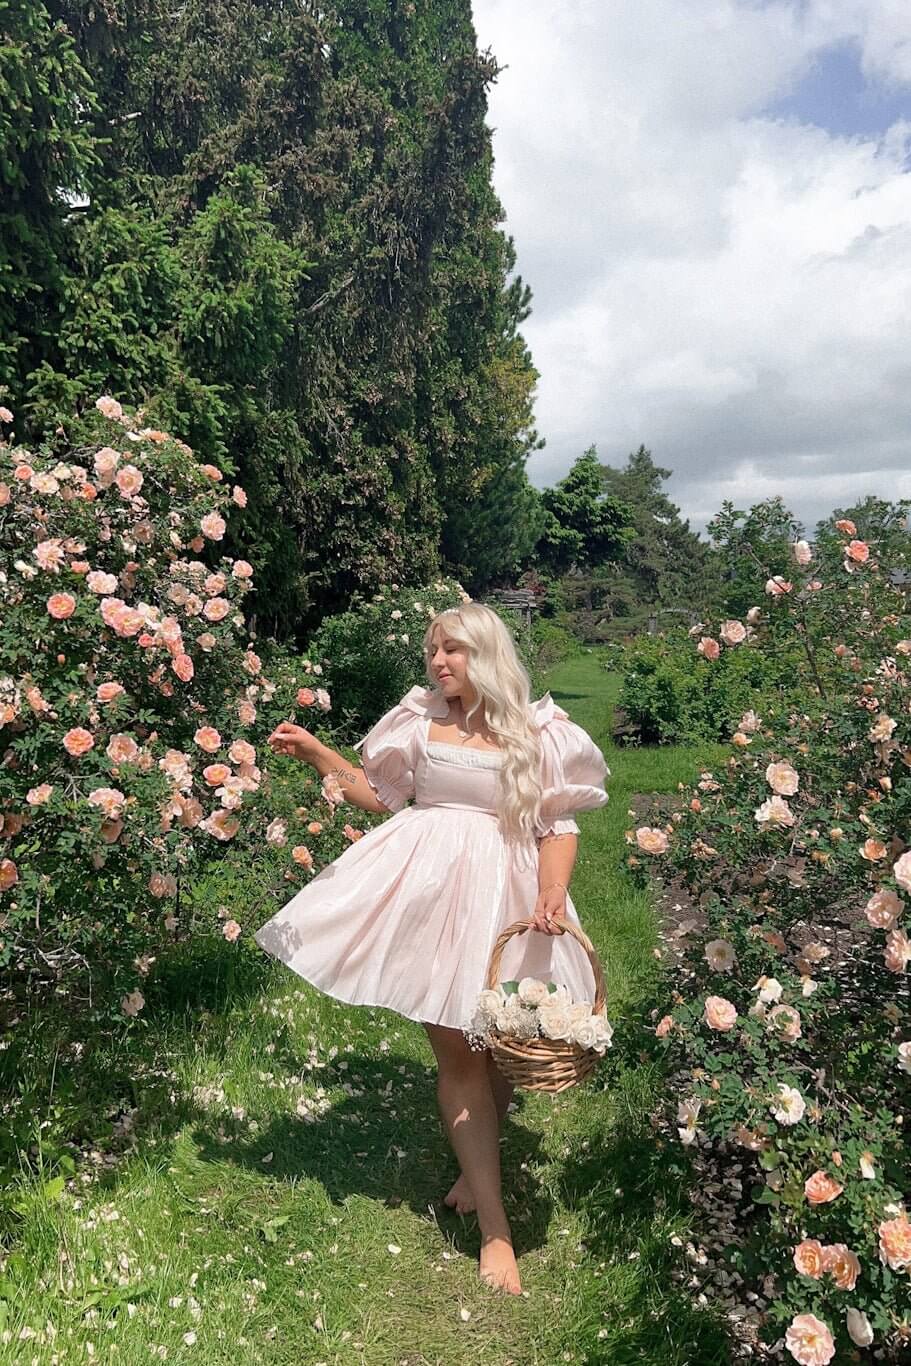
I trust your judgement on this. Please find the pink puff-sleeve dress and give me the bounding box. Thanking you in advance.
[254,684,610,1031]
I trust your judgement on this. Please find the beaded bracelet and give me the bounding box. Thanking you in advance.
[541,881,567,895]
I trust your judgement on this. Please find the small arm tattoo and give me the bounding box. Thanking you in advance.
[329,765,360,786]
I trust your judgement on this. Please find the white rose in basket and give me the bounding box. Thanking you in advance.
[517,977,550,1006]
[573,1017,613,1053]
[567,1001,593,1028]
[537,1004,574,1041]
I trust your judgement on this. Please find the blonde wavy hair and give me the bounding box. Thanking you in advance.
[422,603,546,845]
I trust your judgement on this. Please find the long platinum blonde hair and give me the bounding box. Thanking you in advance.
[422,603,546,844]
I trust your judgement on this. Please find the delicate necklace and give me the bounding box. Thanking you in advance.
[452,701,479,743]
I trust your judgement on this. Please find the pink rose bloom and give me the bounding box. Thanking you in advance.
[200,511,226,541]
[766,760,799,795]
[846,539,869,563]
[793,1239,825,1278]
[229,739,256,766]
[202,762,232,787]
[804,1170,844,1205]
[34,538,65,572]
[821,1243,860,1290]
[172,653,194,682]
[0,482,11,505]
[63,727,95,757]
[292,845,314,868]
[765,576,792,596]
[892,851,911,893]
[203,597,230,622]
[739,710,762,733]
[884,928,911,973]
[14,463,33,481]
[95,395,123,420]
[636,826,669,855]
[232,485,247,507]
[697,636,720,660]
[26,783,54,805]
[87,787,126,818]
[97,681,125,703]
[315,688,331,710]
[87,570,118,595]
[785,1313,835,1366]
[31,471,59,494]
[768,1003,802,1040]
[878,1212,911,1269]
[115,464,143,497]
[720,620,747,646]
[297,686,316,706]
[244,650,263,676]
[835,518,856,534]
[0,858,19,891]
[194,726,222,752]
[860,837,887,861]
[865,888,903,929]
[47,592,77,619]
[232,559,253,579]
[106,733,139,764]
[793,540,812,565]
[201,464,223,481]
[0,405,12,422]
[93,446,120,479]
[196,632,217,652]
[222,919,242,941]
[204,572,227,596]
[655,1015,674,1037]
[237,699,257,725]
[755,795,795,827]
[704,995,737,1030]
[200,809,240,841]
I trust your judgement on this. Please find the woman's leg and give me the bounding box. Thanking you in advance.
[444,1053,514,1213]
[424,1023,522,1294]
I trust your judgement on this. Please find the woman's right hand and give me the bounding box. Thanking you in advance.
[267,721,320,764]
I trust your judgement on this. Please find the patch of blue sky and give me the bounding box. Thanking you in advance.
[761,39,910,140]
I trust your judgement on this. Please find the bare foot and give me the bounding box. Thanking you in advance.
[443,1173,476,1214]
[479,1234,522,1295]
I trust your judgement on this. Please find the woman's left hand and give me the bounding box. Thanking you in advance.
[531,884,568,935]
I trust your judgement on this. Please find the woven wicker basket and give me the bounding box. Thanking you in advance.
[483,917,607,1094]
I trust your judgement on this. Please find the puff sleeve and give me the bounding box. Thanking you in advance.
[533,707,610,840]
[351,700,419,814]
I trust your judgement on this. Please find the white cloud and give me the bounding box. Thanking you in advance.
[472,0,911,532]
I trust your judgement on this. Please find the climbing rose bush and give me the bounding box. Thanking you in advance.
[634,527,911,1361]
[0,397,326,1008]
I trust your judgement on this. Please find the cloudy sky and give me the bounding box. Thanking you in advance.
[470,0,911,535]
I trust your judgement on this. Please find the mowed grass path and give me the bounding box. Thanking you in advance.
[3,652,732,1365]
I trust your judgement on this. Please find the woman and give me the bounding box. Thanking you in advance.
[255,603,609,1295]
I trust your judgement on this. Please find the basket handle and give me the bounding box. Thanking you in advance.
[485,917,606,1017]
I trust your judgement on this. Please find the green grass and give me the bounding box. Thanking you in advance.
[1,652,733,1365]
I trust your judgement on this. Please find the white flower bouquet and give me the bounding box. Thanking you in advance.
[470,977,613,1055]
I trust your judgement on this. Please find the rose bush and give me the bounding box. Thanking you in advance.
[0,397,387,1014]
[633,528,911,1361]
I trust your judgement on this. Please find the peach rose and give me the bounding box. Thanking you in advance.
[202,763,232,787]
[87,787,126,818]
[704,995,737,1031]
[297,686,316,706]
[636,826,669,855]
[793,1239,825,1278]
[47,592,77,619]
[229,739,256,765]
[203,597,230,622]
[201,464,223,481]
[292,845,314,868]
[0,482,11,505]
[106,733,139,764]
[768,1003,802,1041]
[237,699,257,725]
[720,620,746,646]
[26,783,54,805]
[878,1212,911,1269]
[200,511,226,540]
[869,713,897,743]
[655,1014,674,1037]
[755,795,795,827]
[95,395,123,420]
[232,485,247,507]
[792,540,812,565]
[835,518,856,534]
[200,809,239,841]
[172,653,194,682]
[884,928,911,973]
[0,858,19,891]
[62,727,95,757]
[868,885,901,928]
[194,726,221,753]
[232,559,253,579]
[860,837,887,861]
[821,1243,860,1290]
[804,1170,844,1205]
[765,576,792,596]
[97,681,125,703]
[115,464,143,497]
[697,636,720,660]
[846,539,869,563]
[892,851,911,893]
[222,919,242,941]
[785,1313,835,1366]
[766,760,799,795]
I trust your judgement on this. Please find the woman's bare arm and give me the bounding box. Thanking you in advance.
[308,741,391,815]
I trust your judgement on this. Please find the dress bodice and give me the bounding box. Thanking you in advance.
[414,738,504,817]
